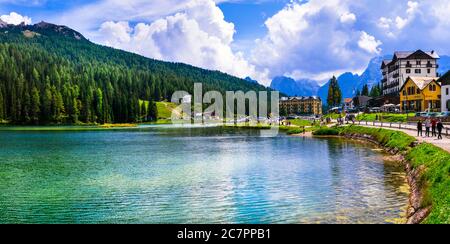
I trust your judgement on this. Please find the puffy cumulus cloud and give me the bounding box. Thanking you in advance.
[96,0,268,84]
[0,12,32,25]
[249,0,373,82]
[340,12,356,24]
[371,0,450,53]
[249,0,450,83]
[358,31,382,54]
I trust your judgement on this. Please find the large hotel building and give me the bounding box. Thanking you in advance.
[381,50,440,96]
[280,96,323,115]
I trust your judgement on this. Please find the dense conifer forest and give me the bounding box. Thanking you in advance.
[0,22,269,124]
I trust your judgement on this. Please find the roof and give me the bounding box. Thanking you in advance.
[280,96,321,101]
[437,71,450,86]
[381,50,440,68]
[344,98,353,103]
[381,60,391,69]
[400,76,439,91]
[394,50,440,59]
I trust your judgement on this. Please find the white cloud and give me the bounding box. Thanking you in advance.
[0,12,31,25]
[249,0,374,83]
[340,12,356,24]
[96,0,268,84]
[358,31,382,54]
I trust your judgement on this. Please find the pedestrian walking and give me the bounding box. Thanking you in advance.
[437,120,444,140]
[417,120,423,137]
[431,118,437,137]
[425,119,431,137]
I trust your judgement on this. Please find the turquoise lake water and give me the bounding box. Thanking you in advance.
[0,126,409,224]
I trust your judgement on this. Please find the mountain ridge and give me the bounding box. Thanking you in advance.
[0,22,271,125]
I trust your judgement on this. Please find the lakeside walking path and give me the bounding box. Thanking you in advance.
[345,122,450,153]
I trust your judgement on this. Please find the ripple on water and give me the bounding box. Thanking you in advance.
[0,127,409,224]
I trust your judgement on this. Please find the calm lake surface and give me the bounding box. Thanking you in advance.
[0,126,409,224]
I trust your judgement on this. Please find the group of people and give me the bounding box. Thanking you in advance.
[336,115,355,125]
[417,118,446,140]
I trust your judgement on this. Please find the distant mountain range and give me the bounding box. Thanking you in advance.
[270,55,450,104]
[270,76,319,97]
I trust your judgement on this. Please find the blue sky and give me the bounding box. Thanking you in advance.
[1,0,450,86]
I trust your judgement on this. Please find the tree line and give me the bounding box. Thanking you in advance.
[0,25,268,124]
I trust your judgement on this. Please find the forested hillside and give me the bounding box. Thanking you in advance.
[0,22,268,124]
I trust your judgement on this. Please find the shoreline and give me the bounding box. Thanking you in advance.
[308,125,450,224]
[302,132,424,224]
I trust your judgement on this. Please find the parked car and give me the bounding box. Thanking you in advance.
[415,112,428,117]
[369,107,381,113]
[438,112,450,118]
[425,112,440,118]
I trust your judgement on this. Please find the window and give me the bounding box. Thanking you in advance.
[429,85,433,91]
[416,61,421,65]
[415,69,421,74]
[403,90,406,96]
[406,69,411,74]
[447,88,449,96]
[427,69,431,74]
[417,88,421,94]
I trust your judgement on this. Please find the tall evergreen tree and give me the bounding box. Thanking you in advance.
[31,87,41,124]
[361,84,369,96]
[369,83,382,97]
[327,76,342,107]
[0,86,4,121]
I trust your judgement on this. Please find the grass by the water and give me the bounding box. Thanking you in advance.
[407,144,450,224]
[356,113,415,123]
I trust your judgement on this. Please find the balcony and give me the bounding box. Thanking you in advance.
[427,63,433,68]
[406,63,412,68]
[393,73,400,78]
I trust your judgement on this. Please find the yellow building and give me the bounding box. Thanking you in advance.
[280,97,323,115]
[400,76,441,112]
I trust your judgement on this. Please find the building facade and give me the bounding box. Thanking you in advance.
[400,76,441,112]
[280,97,322,115]
[439,71,450,112]
[381,50,439,96]
[343,98,354,111]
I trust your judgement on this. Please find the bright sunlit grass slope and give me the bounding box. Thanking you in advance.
[407,144,450,224]
[356,113,415,123]
[314,125,416,152]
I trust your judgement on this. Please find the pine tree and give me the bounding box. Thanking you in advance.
[327,76,342,107]
[31,87,41,123]
[361,84,369,96]
[0,86,4,121]
[94,88,103,123]
[42,83,53,122]
[369,83,381,97]
[148,98,158,121]
[140,101,147,122]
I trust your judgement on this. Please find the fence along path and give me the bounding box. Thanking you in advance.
[352,120,450,153]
